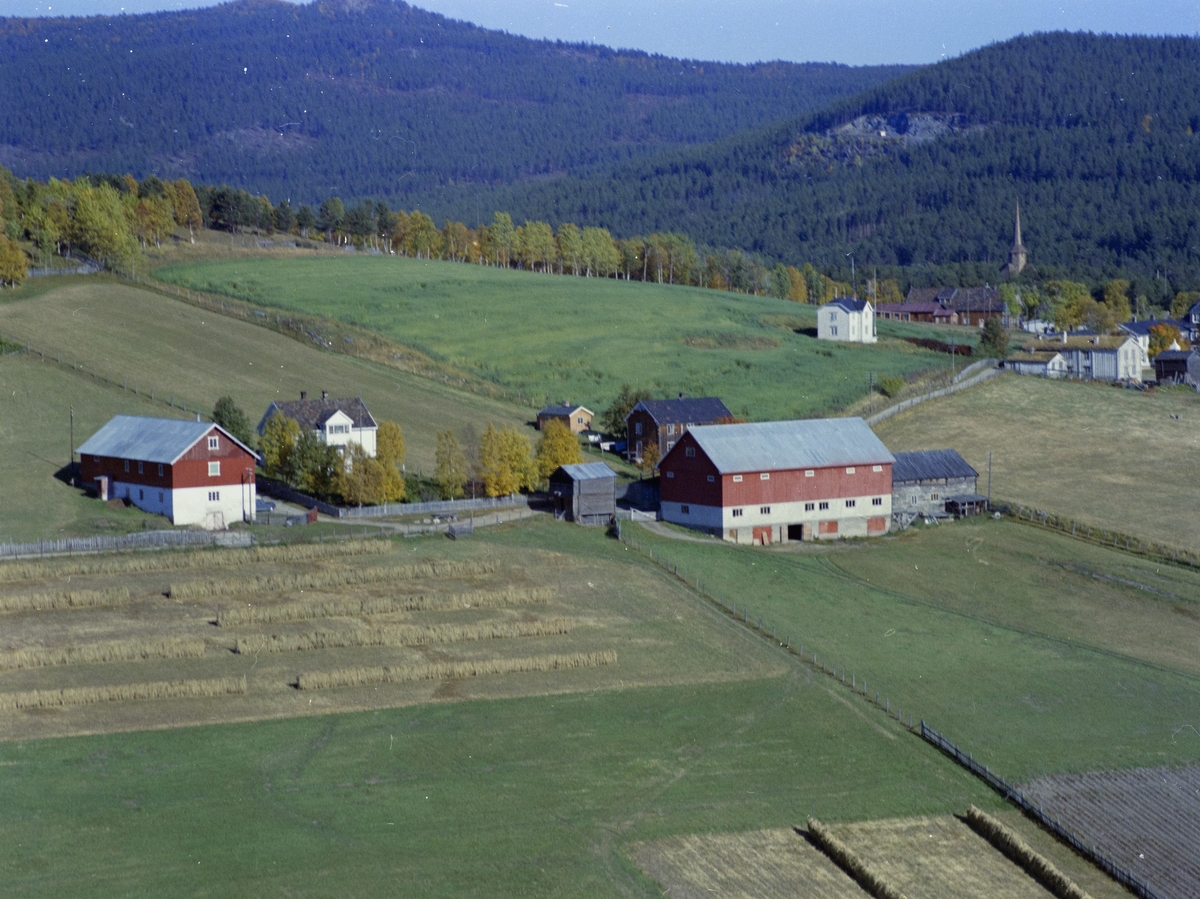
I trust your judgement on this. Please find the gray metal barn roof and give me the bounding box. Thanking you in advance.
[77,415,252,464]
[550,462,617,481]
[681,418,893,474]
[892,449,977,483]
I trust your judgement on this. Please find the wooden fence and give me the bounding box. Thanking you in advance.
[866,361,1001,426]
[0,529,251,559]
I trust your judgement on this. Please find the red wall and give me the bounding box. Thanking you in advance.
[80,426,255,490]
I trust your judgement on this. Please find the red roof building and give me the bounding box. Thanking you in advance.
[658,418,893,545]
[78,415,258,529]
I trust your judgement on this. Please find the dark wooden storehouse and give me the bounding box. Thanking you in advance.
[548,462,617,525]
[891,449,985,523]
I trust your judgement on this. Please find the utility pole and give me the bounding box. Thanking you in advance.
[987,450,993,509]
[69,405,74,468]
[868,371,874,415]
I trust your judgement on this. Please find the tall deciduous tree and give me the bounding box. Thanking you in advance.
[535,419,583,480]
[0,235,27,288]
[556,223,582,275]
[260,412,300,479]
[600,384,652,436]
[212,396,254,447]
[170,179,203,243]
[479,423,535,496]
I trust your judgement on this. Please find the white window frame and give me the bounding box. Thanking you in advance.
[208,436,219,450]
[872,465,883,472]
[846,467,856,474]
[707,475,715,483]
[208,461,221,477]
[760,472,770,481]
[666,471,674,478]
[819,501,829,510]
[732,475,743,483]
[805,470,814,477]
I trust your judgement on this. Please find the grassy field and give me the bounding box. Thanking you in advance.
[155,255,978,421]
[873,373,1200,549]
[0,520,1004,897]
[626,517,1200,780]
[0,278,529,465]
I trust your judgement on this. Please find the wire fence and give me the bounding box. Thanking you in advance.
[920,722,1166,899]
[0,529,250,559]
[866,362,1002,426]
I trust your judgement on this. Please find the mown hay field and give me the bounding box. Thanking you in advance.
[626,516,1200,780]
[0,278,529,478]
[155,255,971,422]
[873,373,1200,550]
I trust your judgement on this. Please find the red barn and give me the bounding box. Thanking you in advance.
[658,418,893,544]
[78,415,258,529]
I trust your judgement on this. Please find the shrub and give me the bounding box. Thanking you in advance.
[877,375,905,398]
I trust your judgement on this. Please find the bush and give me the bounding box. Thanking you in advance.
[878,375,905,398]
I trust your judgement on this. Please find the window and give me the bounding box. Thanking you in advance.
[805,470,814,478]
[666,424,675,435]
[872,497,883,506]
[685,447,695,457]
[666,471,675,479]
[732,508,744,518]
[805,502,815,511]
[732,475,743,483]
[910,496,918,505]
[634,422,642,435]
[576,416,584,425]
[208,490,220,502]
[124,460,130,473]
[668,441,675,451]
[846,499,856,508]
[208,461,221,477]
[707,475,715,483]
[831,326,838,336]
[846,467,856,474]
[158,463,164,477]
[931,493,939,501]
[760,506,771,515]
[819,501,829,510]
[681,505,690,515]
[872,465,883,472]
[830,312,837,321]
[137,461,144,474]
[208,436,219,450]
[760,472,770,480]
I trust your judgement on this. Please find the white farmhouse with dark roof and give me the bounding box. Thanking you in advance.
[818,298,876,343]
[658,418,893,544]
[78,415,258,529]
[258,391,378,457]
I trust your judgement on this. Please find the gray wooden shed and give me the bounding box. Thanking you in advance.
[548,462,616,526]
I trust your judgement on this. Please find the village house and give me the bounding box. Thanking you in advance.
[891,449,984,524]
[902,287,1007,327]
[78,415,257,529]
[658,418,893,545]
[536,402,593,434]
[876,301,954,324]
[817,298,877,343]
[548,462,616,525]
[625,396,732,463]
[1004,348,1068,378]
[1007,335,1143,382]
[258,391,378,457]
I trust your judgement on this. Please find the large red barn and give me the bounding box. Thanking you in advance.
[658,418,893,544]
[78,415,258,529]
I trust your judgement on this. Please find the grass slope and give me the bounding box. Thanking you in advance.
[155,256,972,421]
[873,374,1200,550]
[627,518,1200,780]
[0,277,528,470]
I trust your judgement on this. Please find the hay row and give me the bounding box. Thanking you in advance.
[295,650,617,690]
[0,587,130,613]
[0,539,393,583]
[964,806,1093,899]
[235,617,572,655]
[169,558,500,600]
[805,817,908,899]
[0,676,247,711]
[217,587,553,627]
[0,636,206,671]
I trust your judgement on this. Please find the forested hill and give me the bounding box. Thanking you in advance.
[0,0,908,204]
[475,32,1200,292]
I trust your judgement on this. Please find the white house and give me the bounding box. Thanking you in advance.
[1008,335,1142,382]
[258,391,379,457]
[817,298,876,344]
[1004,349,1068,378]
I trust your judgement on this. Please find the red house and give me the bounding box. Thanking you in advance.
[658,418,893,544]
[78,415,258,529]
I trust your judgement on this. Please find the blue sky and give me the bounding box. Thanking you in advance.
[6,0,1199,65]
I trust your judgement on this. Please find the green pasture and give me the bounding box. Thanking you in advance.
[155,256,975,421]
[626,518,1200,781]
[0,278,529,474]
[0,521,997,898]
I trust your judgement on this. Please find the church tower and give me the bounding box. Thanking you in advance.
[1004,201,1027,278]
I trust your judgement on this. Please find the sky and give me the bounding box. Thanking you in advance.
[5,0,1199,65]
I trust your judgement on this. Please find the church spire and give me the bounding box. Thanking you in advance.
[1005,200,1027,278]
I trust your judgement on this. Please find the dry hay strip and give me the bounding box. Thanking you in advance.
[0,539,394,584]
[235,617,572,655]
[805,817,907,899]
[965,806,1093,899]
[170,558,500,600]
[296,650,617,690]
[0,636,206,671]
[0,587,130,613]
[0,676,247,711]
[217,587,553,627]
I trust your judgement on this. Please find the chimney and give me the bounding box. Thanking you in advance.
[1093,336,1100,345]
[322,390,328,400]
[300,391,307,400]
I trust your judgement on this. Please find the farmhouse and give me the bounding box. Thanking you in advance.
[78,415,257,529]
[537,403,593,434]
[1009,335,1143,382]
[625,396,732,463]
[548,462,616,525]
[903,287,1007,327]
[876,301,953,324]
[1003,348,1068,378]
[817,298,877,343]
[891,449,984,523]
[658,418,893,544]
[258,391,378,457]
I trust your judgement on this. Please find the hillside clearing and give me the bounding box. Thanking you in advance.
[873,373,1200,549]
